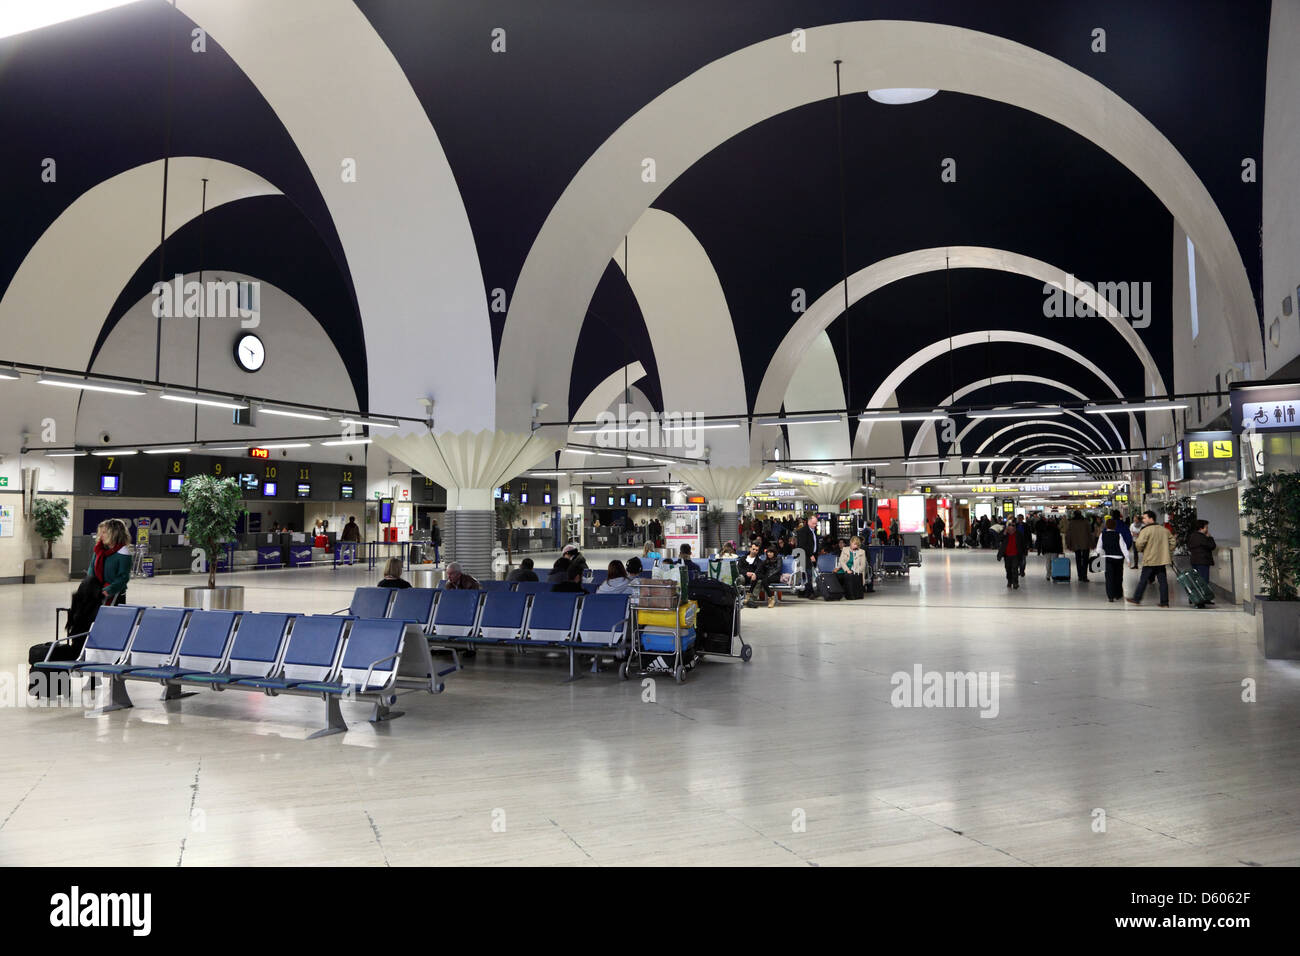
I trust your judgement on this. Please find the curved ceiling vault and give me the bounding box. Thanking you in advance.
[0,157,279,371]
[179,0,494,430]
[499,19,1259,436]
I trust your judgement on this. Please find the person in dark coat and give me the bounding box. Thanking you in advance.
[377,556,412,589]
[794,515,820,596]
[1064,510,1093,582]
[547,555,572,584]
[430,519,443,564]
[1186,520,1216,592]
[507,557,539,582]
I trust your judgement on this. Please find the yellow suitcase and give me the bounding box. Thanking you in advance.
[636,601,697,630]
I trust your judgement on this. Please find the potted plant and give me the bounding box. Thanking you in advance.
[495,499,522,573]
[704,505,727,552]
[179,475,247,609]
[1241,470,1300,659]
[25,497,71,583]
[1166,495,1197,554]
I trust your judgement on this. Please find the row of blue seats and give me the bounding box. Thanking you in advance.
[34,605,447,737]
[340,586,632,680]
[438,570,649,593]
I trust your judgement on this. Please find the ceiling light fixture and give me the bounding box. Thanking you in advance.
[143,447,191,454]
[260,442,313,450]
[321,438,372,446]
[260,406,330,421]
[92,449,138,456]
[867,88,939,105]
[755,414,843,427]
[161,391,248,410]
[858,410,948,422]
[338,417,399,429]
[37,374,146,396]
[44,451,87,457]
[1084,401,1190,414]
[966,406,1063,419]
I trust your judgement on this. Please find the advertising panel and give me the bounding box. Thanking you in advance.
[897,494,926,534]
[664,503,701,557]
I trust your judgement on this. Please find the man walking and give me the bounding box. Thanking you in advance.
[1065,510,1093,582]
[795,514,820,597]
[1128,511,1174,607]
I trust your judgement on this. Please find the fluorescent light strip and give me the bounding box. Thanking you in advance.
[756,414,843,427]
[966,407,1063,419]
[659,422,742,431]
[207,446,250,452]
[858,411,947,422]
[260,442,312,450]
[961,457,1012,463]
[44,451,87,457]
[338,417,399,429]
[0,370,19,380]
[321,439,372,446]
[1084,402,1189,414]
[260,406,330,421]
[1084,453,1142,460]
[92,449,137,456]
[161,392,248,410]
[143,447,191,454]
[37,374,146,396]
[571,425,647,435]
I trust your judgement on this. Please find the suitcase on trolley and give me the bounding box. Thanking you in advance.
[1050,556,1071,582]
[1177,567,1214,608]
[688,578,738,636]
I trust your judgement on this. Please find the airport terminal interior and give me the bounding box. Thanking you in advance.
[2,0,1300,869]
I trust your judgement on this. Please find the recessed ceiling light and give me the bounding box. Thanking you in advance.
[868,88,939,105]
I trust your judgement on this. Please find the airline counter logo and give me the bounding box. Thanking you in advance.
[50,886,151,936]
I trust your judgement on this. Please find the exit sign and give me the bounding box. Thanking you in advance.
[248,448,270,460]
[0,476,7,486]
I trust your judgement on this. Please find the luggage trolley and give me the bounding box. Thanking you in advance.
[691,577,752,663]
[623,577,698,683]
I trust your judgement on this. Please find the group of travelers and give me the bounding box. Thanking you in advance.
[987,507,1217,606]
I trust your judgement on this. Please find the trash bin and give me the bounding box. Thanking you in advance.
[411,568,443,589]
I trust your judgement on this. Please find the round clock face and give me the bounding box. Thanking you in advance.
[234,333,265,372]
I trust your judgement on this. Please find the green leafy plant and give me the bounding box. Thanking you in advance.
[179,475,246,588]
[1241,470,1300,602]
[653,506,670,524]
[1166,495,1198,554]
[31,497,69,559]
[495,499,522,568]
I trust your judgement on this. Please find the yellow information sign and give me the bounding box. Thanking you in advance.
[1189,441,1209,459]
[1212,439,1233,458]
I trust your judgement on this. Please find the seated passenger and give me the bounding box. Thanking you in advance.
[597,560,632,594]
[835,536,868,599]
[547,555,572,584]
[377,556,412,589]
[552,565,586,593]
[444,561,480,590]
[625,556,643,575]
[507,557,539,583]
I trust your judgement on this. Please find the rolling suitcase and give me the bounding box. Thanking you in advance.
[688,578,738,635]
[1050,556,1071,582]
[817,571,844,601]
[1177,567,1214,608]
[943,535,955,549]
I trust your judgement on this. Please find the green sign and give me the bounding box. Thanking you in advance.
[0,476,8,487]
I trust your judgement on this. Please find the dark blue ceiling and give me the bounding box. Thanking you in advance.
[0,0,1270,428]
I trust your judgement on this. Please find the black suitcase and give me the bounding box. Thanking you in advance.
[688,578,739,635]
[840,572,865,600]
[943,535,955,549]
[817,571,844,601]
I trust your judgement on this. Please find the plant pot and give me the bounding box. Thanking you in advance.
[23,557,70,584]
[1255,596,1300,660]
[183,585,245,610]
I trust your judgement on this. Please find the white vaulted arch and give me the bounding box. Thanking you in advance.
[500,20,1257,430]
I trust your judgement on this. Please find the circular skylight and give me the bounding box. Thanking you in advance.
[867,88,939,105]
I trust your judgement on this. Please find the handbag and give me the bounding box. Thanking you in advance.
[1122,563,1140,599]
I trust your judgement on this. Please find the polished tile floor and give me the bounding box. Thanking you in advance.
[1,549,1297,866]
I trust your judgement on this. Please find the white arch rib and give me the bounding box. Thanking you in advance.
[0,158,279,369]
[500,20,1257,429]
[851,331,1136,459]
[179,0,494,430]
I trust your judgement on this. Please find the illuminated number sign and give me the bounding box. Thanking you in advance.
[249,448,270,460]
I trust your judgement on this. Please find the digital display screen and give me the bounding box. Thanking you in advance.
[340,483,354,500]
[501,492,510,502]
[297,483,310,497]
[249,448,270,460]
[519,493,528,503]
[380,499,393,523]
[607,496,614,505]
[263,481,277,497]
[588,495,596,505]
[543,493,551,504]
[167,477,183,494]
[239,473,259,492]
[619,497,626,506]
[100,474,119,493]
[897,494,926,534]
